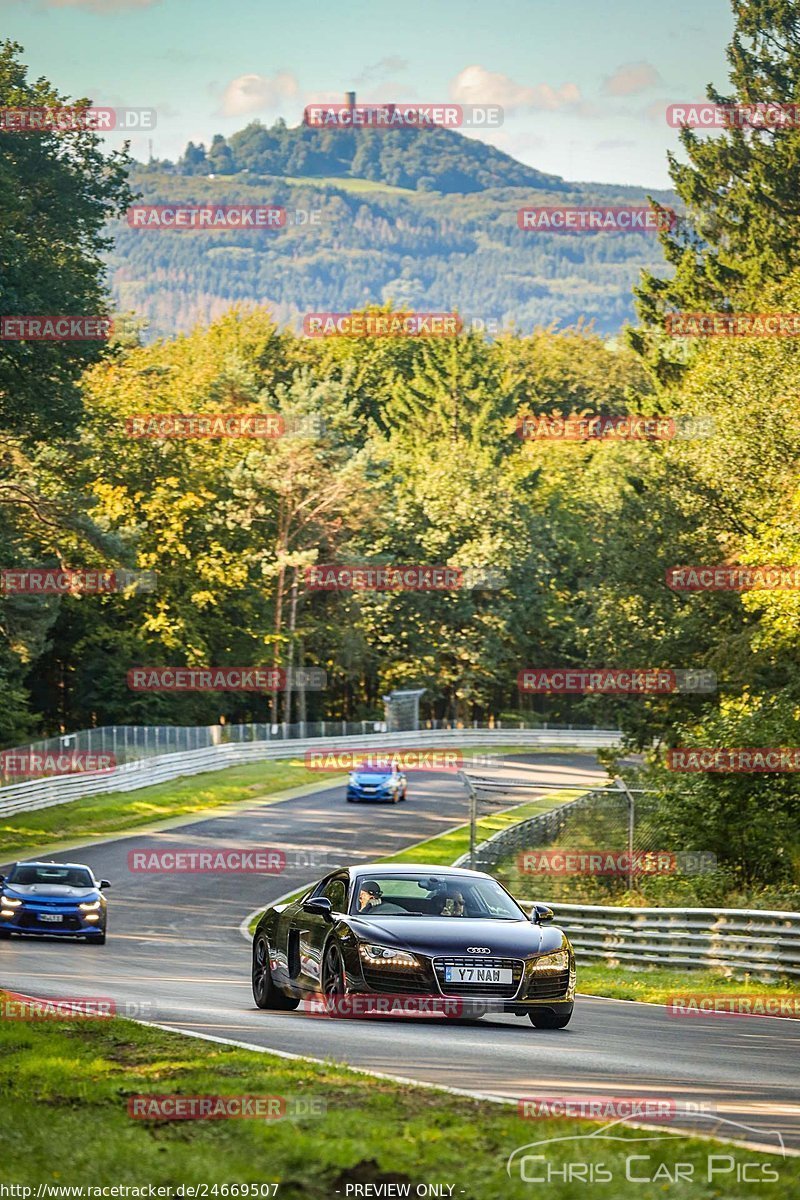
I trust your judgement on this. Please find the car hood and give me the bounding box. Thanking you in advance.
[351,773,394,785]
[346,915,566,957]
[3,884,98,901]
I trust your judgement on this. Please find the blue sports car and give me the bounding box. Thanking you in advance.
[346,762,408,803]
[0,860,110,943]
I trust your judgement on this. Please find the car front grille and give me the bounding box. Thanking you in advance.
[525,967,571,1001]
[433,957,524,998]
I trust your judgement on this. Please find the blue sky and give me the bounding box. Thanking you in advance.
[1,0,735,186]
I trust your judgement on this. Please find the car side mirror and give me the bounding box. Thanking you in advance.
[302,896,333,922]
[99,880,111,890]
[531,903,554,924]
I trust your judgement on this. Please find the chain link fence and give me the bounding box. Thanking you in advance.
[458,773,721,905]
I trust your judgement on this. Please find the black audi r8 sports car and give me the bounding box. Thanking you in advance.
[251,863,575,1027]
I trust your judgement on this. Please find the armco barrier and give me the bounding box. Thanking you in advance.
[534,903,800,979]
[0,727,621,819]
[454,790,799,978]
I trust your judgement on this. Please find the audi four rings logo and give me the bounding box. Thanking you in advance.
[466,947,491,953]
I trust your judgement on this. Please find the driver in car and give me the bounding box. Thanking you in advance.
[356,879,405,915]
[357,880,383,912]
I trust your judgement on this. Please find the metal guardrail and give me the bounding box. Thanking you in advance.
[0,727,621,818]
[531,903,800,979]
[0,718,614,784]
[456,786,799,978]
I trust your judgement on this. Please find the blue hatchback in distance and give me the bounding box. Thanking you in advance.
[346,762,408,804]
[0,860,110,943]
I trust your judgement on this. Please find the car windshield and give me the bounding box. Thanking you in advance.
[7,864,94,888]
[350,873,524,920]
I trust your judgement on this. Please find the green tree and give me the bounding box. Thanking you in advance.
[0,40,134,440]
[633,0,800,378]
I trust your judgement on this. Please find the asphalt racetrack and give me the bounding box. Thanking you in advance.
[1,752,798,1156]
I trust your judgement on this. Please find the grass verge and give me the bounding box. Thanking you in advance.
[578,963,798,1005]
[0,1001,793,1194]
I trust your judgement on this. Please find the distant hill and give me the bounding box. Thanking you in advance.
[110,118,675,340]
[165,119,569,195]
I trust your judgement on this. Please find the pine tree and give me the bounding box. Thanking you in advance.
[632,0,800,379]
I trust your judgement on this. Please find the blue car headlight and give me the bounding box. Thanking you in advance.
[1,895,22,908]
[79,900,102,911]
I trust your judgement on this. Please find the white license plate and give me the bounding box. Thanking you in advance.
[444,966,512,985]
[39,913,63,923]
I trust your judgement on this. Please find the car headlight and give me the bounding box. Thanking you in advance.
[348,774,358,785]
[1,895,22,907]
[359,943,420,968]
[532,949,570,971]
[78,900,101,911]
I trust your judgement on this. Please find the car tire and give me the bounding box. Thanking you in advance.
[88,930,106,945]
[321,940,346,1002]
[401,788,407,800]
[347,797,358,803]
[252,932,300,1010]
[528,1007,573,1029]
[0,930,10,939]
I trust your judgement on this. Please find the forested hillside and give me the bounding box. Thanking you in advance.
[109,148,675,339]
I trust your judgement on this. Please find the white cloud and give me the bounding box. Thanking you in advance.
[602,62,662,97]
[219,72,299,118]
[450,65,581,112]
